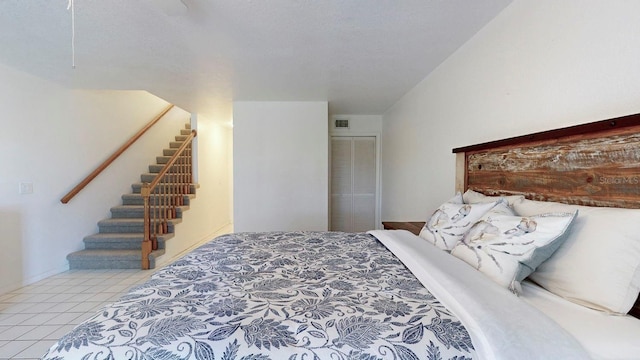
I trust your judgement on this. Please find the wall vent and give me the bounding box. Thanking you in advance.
[335,119,349,129]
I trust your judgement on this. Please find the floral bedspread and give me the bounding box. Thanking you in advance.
[42,232,475,360]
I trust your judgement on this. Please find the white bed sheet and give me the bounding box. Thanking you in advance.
[521,280,640,360]
[369,229,591,360]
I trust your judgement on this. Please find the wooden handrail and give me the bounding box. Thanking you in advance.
[61,104,175,204]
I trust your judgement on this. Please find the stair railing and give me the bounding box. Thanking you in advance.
[61,104,175,204]
[141,129,197,269]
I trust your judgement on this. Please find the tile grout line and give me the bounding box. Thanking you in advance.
[0,234,216,359]
[0,269,156,359]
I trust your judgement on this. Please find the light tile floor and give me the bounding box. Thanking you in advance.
[0,269,156,359]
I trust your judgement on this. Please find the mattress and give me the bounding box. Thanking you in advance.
[42,230,590,359]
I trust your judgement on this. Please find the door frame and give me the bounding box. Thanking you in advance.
[329,133,381,231]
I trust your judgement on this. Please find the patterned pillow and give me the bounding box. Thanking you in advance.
[463,189,525,207]
[482,200,517,217]
[450,211,577,293]
[419,201,500,251]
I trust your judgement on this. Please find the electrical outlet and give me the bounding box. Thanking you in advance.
[19,182,33,194]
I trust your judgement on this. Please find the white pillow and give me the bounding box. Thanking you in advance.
[419,201,499,251]
[463,189,525,207]
[451,211,577,294]
[515,200,640,314]
[448,191,464,204]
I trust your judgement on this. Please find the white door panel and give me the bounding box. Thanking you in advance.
[330,136,377,232]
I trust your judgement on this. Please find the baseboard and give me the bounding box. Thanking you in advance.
[0,263,70,296]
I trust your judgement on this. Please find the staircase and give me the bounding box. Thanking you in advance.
[67,124,196,269]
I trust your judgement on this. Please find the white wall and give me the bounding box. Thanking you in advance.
[382,0,640,221]
[0,62,233,293]
[233,101,328,232]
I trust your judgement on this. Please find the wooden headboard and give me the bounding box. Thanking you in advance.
[452,113,640,319]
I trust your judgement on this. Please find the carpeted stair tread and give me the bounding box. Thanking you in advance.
[130,183,197,195]
[97,217,183,224]
[148,161,189,173]
[121,193,193,206]
[149,164,165,173]
[110,205,188,218]
[163,148,178,156]
[140,172,195,183]
[67,249,165,269]
[83,232,174,250]
[156,155,171,164]
[97,215,181,234]
[84,232,175,241]
[140,173,158,182]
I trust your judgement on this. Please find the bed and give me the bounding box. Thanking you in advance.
[42,114,640,360]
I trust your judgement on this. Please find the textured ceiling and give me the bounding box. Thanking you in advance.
[0,0,512,120]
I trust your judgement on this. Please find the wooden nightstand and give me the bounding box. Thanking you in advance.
[382,222,425,236]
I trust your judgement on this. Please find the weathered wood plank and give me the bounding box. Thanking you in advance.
[468,133,640,172]
[465,126,640,209]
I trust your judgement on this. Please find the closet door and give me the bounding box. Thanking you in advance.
[331,137,376,232]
